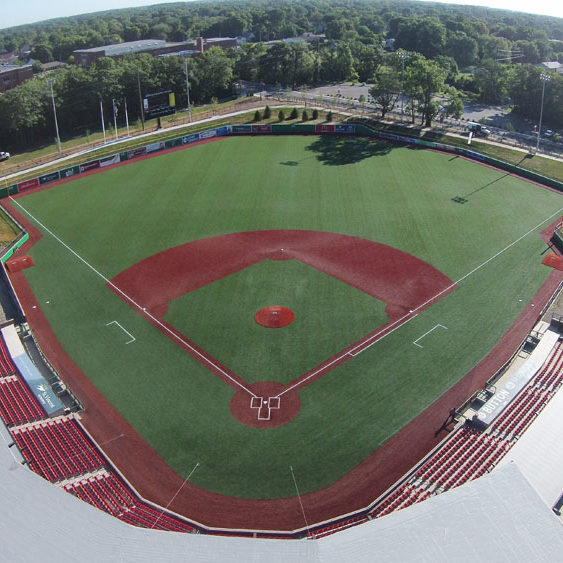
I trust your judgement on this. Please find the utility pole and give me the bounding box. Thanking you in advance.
[48,79,62,156]
[137,68,145,131]
[536,73,551,152]
[398,51,408,122]
[184,56,192,122]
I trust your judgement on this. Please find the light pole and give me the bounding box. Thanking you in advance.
[48,79,62,156]
[536,73,551,152]
[184,56,192,123]
[398,51,408,121]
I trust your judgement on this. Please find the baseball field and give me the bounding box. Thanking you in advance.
[4,134,562,515]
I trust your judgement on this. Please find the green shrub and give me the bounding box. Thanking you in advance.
[302,109,309,121]
[278,110,285,122]
[326,111,333,122]
[264,105,271,119]
[312,109,319,120]
[254,110,262,122]
[289,107,298,119]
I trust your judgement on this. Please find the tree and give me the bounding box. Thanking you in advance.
[312,108,319,120]
[473,59,511,104]
[264,105,271,119]
[302,109,309,121]
[30,44,53,63]
[254,110,262,122]
[405,57,447,126]
[195,47,234,103]
[395,16,447,60]
[443,89,464,119]
[326,111,333,122]
[278,109,285,122]
[445,31,478,67]
[369,68,400,119]
[351,42,384,83]
[289,107,298,119]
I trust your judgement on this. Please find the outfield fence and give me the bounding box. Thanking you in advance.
[2,123,562,199]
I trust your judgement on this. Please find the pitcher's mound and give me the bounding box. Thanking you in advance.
[255,306,295,328]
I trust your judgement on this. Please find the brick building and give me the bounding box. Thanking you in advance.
[0,64,33,92]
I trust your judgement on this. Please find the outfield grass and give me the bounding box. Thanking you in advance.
[13,135,563,498]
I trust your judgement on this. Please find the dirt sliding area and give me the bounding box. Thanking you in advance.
[110,230,455,430]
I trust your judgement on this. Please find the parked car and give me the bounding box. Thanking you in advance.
[467,122,491,137]
[544,129,555,138]
[0,151,9,161]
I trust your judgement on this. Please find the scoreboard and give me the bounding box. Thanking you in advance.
[143,90,176,119]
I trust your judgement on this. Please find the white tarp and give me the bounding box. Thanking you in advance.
[498,386,563,508]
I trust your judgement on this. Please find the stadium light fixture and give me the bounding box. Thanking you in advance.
[48,79,62,157]
[536,73,551,152]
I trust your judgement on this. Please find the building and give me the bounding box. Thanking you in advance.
[73,37,239,67]
[539,61,563,74]
[0,64,33,93]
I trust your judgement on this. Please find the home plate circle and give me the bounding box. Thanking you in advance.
[255,306,295,328]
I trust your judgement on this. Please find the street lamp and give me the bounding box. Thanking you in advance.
[398,51,408,121]
[48,79,62,157]
[184,55,192,123]
[536,73,551,152]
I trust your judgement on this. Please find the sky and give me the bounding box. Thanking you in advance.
[0,0,561,30]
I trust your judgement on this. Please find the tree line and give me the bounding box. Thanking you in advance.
[1,0,562,151]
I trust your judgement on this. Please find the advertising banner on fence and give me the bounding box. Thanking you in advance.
[38,171,60,185]
[146,142,164,154]
[60,165,80,179]
[80,160,101,173]
[232,125,251,133]
[215,126,231,136]
[335,124,355,133]
[18,178,40,192]
[99,154,121,168]
[199,129,217,140]
[165,138,183,149]
[464,150,486,162]
[182,133,200,145]
[316,124,335,133]
[127,147,147,160]
[1,325,63,416]
[251,125,272,133]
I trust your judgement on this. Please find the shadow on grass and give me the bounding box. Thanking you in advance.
[305,135,393,165]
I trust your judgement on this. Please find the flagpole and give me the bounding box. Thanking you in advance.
[100,100,106,144]
[124,98,130,137]
[112,99,118,140]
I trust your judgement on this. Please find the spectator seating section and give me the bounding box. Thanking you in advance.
[0,336,16,377]
[12,418,105,482]
[0,376,45,426]
[64,471,195,533]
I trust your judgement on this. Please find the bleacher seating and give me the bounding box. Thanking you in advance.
[0,377,45,426]
[64,472,195,533]
[12,418,105,482]
[0,337,16,377]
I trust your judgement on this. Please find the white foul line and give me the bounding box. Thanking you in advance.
[413,324,448,348]
[10,197,257,399]
[106,320,136,344]
[349,205,563,357]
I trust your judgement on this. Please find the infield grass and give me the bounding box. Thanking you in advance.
[12,135,562,498]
